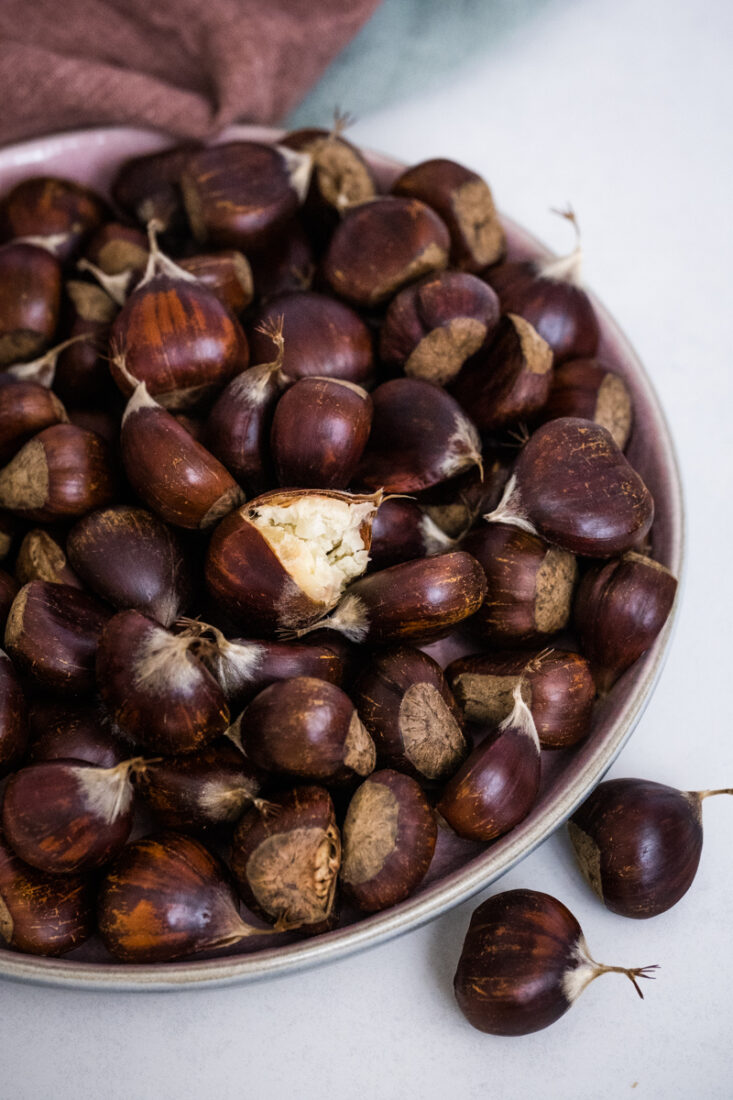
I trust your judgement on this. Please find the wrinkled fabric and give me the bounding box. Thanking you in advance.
[0,0,381,145]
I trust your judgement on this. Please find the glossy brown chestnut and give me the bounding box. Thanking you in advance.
[463,522,577,647]
[181,142,309,251]
[271,377,373,489]
[98,831,268,962]
[454,889,657,1035]
[5,581,109,694]
[542,358,633,449]
[450,313,553,431]
[29,701,128,768]
[120,381,244,530]
[134,742,262,833]
[178,250,254,313]
[0,243,61,366]
[1,757,141,873]
[0,378,67,465]
[242,676,375,784]
[569,778,732,918]
[574,552,678,693]
[84,222,148,276]
[55,281,119,406]
[0,835,94,956]
[368,497,455,572]
[230,786,341,932]
[392,158,505,272]
[1,175,108,261]
[280,123,377,236]
[0,423,116,523]
[111,142,201,234]
[438,684,541,842]
[355,647,467,782]
[447,649,595,750]
[248,291,373,385]
[0,650,27,776]
[0,569,18,633]
[357,377,482,493]
[486,418,654,557]
[67,505,191,626]
[96,610,230,754]
[323,196,450,307]
[340,769,437,912]
[247,218,315,300]
[205,489,381,635]
[297,551,487,645]
[379,271,500,385]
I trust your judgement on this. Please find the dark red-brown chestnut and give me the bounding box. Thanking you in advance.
[0,570,18,634]
[55,281,119,406]
[0,650,27,777]
[84,222,148,277]
[247,218,315,300]
[1,175,108,261]
[0,377,68,465]
[178,250,254,314]
[542,358,633,449]
[29,701,128,769]
[0,243,62,367]
[419,453,512,538]
[368,497,456,572]
[111,142,202,234]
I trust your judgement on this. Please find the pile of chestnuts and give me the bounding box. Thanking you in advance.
[0,124,682,1002]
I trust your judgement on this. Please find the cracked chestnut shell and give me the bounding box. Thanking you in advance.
[231,786,341,933]
[542,358,633,450]
[0,650,27,777]
[1,175,108,261]
[340,769,437,912]
[0,243,61,367]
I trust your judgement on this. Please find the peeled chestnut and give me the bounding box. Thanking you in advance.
[454,889,657,1035]
[341,769,437,912]
[357,378,482,493]
[463,522,577,647]
[178,250,254,314]
[111,142,202,234]
[0,242,61,366]
[392,158,505,272]
[97,610,230,754]
[271,377,373,489]
[355,647,467,781]
[242,676,375,784]
[323,196,450,307]
[1,757,141,873]
[99,832,268,962]
[368,497,455,572]
[205,488,381,635]
[542,358,633,449]
[450,313,553,431]
[5,581,109,694]
[230,786,340,932]
[569,778,732,918]
[447,649,595,750]
[574,552,678,693]
[0,835,94,956]
[0,377,67,465]
[67,505,191,626]
[486,418,654,557]
[15,529,81,588]
[0,650,27,776]
[29,702,127,768]
[1,176,108,261]
[0,423,116,522]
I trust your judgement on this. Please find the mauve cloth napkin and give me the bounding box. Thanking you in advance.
[0,0,381,145]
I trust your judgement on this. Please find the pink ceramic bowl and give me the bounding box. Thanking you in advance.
[0,126,684,990]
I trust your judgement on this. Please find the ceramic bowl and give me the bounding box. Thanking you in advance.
[0,126,684,990]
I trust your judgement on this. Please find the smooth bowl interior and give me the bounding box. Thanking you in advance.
[0,126,684,990]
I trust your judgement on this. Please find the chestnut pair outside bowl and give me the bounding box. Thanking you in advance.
[0,125,684,991]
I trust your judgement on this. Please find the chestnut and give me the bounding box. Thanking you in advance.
[248,291,373,385]
[379,271,500,385]
[248,218,315,300]
[574,552,678,693]
[0,377,68,465]
[462,522,577,647]
[355,647,467,782]
[542,358,633,449]
[1,757,141,873]
[340,769,437,912]
[181,142,309,251]
[177,250,254,314]
[55,281,119,406]
[0,569,18,634]
[0,835,94,956]
[454,889,657,1035]
[0,423,116,522]
[446,649,595,749]
[83,222,148,276]
[392,158,505,272]
[280,121,376,236]
[486,418,654,557]
[120,380,244,530]
[230,786,340,932]
[0,511,16,562]
[368,497,455,572]
[111,142,202,234]
[67,505,191,626]
[1,175,108,261]
[323,196,450,307]
[96,610,230,754]
[5,581,109,694]
[0,650,27,776]
[15,529,81,588]
[271,377,373,489]
[205,488,381,635]
[298,551,487,645]
[99,831,268,962]
[0,243,61,366]
[356,378,482,493]
[29,702,127,768]
[437,683,541,842]
[449,313,553,431]
[420,454,512,538]
[241,676,375,784]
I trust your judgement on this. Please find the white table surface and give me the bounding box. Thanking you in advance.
[2,0,732,1096]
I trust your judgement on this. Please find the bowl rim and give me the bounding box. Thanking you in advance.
[0,125,685,991]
